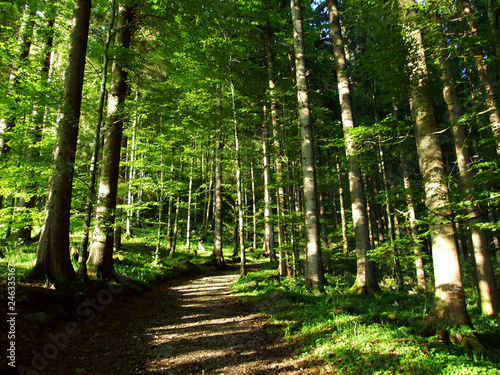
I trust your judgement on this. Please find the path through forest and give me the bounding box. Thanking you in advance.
[34,265,327,374]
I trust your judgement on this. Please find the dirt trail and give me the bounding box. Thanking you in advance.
[25,266,326,375]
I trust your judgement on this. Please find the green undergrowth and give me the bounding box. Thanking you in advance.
[231,267,500,375]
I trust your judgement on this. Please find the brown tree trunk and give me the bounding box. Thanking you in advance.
[262,104,275,261]
[30,0,91,289]
[291,0,324,293]
[327,0,379,293]
[88,2,135,278]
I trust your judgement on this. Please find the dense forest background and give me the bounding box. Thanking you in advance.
[2,0,500,371]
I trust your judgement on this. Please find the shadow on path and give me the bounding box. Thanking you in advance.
[36,265,325,375]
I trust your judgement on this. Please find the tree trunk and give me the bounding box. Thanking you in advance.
[213,136,225,266]
[262,104,275,261]
[231,80,246,277]
[336,156,349,254]
[251,161,257,252]
[30,0,91,289]
[186,158,194,252]
[399,0,472,333]
[327,0,379,293]
[88,2,135,278]
[437,19,500,316]
[78,2,117,275]
[291,0,324,293]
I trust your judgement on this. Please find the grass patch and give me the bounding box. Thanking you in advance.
[231,266,500,374]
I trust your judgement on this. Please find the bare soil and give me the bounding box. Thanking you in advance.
[4,265,330,374]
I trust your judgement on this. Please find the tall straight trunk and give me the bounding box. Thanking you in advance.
[78,2,116,275]
[186,158,194,252]
[400,147,426,290]
[202,154,214,241]
[336,156,349,254]
[170,194,180,258]
[251,161,257,252]
[291,0,324,293]
[379,140,403,291]
[30,0,91,288]
[88,2,134,278]
[437,20,500,316]
[262,105,275,261]
[319,193,330,250]
[154,132,165,266]
[399,0,472,333]
[126,101,138,236]
[213,84,225,266]
[327,0,378,293]
[231,80,246,277]
[213,136,225,265]
[264,11,286,273]
[463,0,500,157]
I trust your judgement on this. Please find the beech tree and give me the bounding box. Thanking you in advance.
[291,0,324,293]
[399,0,472,334]
[29,0,92,288]
[88,1,135,278]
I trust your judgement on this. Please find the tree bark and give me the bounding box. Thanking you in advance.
[88,2,135,278]
[78,1,117,275]
[436,18,500,316]
[399,0,472,333]
[262,104,276,261]
[291,0,324,293]
[327,0,379,293]
[30,0,91,289]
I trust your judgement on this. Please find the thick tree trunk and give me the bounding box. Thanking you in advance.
[437,22,500,316]
[30,0,91,289]
[291,0,324,293]
[400,0,472,333]
[88,2,134,278]
[327,0,378,293]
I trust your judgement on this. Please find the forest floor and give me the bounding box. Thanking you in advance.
[5,264,330,375]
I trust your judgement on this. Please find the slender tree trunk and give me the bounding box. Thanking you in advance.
[262,105,276,261]
[213,136,225,266]
[88,2,135,278]
[437,20,500,316]
[30,0,91,289]
[213,84,225,266]
[400,0,472,334]
[186,158,194,252]
[336,156,349,254]
[231,80,246,277]
[328,0,378,293]
[264,11,286,273]
[291,0,324,293]
[251,161,257,252]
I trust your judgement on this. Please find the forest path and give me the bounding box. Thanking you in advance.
[39,265,325,375]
